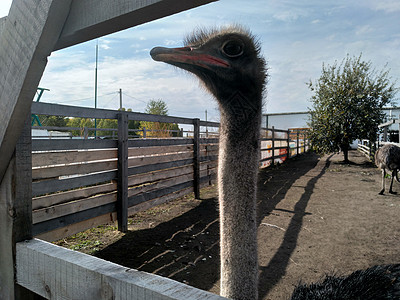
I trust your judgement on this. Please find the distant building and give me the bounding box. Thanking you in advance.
[263,107,400,132]
[262,111,309,130]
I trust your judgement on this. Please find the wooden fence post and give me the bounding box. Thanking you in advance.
[193,118,200,199]
[271,126,275,166]
[0,116,38,299]
[287,129,290,159]
[117,113,128,232]
[297,130,300,155]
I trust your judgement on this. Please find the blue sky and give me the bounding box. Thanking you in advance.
[1,0,399,123]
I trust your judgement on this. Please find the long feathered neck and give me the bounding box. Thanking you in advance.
[218,90,262,300]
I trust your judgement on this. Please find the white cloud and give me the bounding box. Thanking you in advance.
[365,0,400,13]
[12,0,398,118]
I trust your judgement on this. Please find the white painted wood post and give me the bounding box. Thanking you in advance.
[0,0,73,183]
[0,116,37,300]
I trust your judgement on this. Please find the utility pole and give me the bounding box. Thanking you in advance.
[205,109,208,137]
[119,88,122,110]
[94,40,99,137]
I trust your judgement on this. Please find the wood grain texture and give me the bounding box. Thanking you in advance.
[16,239,227,299]
[0,0,72,183]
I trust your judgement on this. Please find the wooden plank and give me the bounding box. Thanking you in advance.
[0,0,72,184]
[128,158,193,176]
[128,173,194,198]
[32,164,196,207]
[32,101,196,124]
[32,149,118,168]
[193,119,201,198]
[199,120,219,127]
[32,182,116,210]
[54,0,217,50]
[32,145,194,169]
[0,117,35,300]
[32,170,117,197]
[117,112,128,232]
[128,187,194,216]
[200,138,219,144]
[128,164,193,187]
[33,192,116,224]
[128,151,193,168]
[32,159,117,180]
[0,16,6,34]
[16,239,227,300]
[128,181,193,207]
[32,202,116,236]
[128,138,193,148]
[32,138,117,151]
[35,213,117,242]
[0,157,20,300]
[129,144,193,157]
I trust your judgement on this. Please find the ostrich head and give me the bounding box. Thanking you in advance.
[150,25,267,128]
[151,25,267,300]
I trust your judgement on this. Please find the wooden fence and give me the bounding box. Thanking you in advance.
[31,102,218,242]
[260,126,309,167]
[358,140,400,160]
[29,102,309,242]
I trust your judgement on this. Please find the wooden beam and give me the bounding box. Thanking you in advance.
[117,113,129,232]
[193,118,201,198]
[16,239,227,299]
[0,16,6,34]
[0,0,73,184]
[0,117,35,299]
[54,0,218,50]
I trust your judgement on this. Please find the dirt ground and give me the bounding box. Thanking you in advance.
[57,150,400,299]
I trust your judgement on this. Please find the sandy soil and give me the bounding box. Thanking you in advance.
[59,150,400,299]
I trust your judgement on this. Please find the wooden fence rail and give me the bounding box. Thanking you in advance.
[29,103,309,242]
[31,103,218,242]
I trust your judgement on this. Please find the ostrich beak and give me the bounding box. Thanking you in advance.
[150,46,230,69]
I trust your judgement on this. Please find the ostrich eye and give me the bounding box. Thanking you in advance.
[222,40,244,57]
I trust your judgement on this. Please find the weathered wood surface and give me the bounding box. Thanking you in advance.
[0,118,35,299]
[32,139,117,151]
[54,0,217,50]
[32,149,118,167]
[117,113,129,232]
[32,144,195,168]
[0,16,6,33]
[32,101,201,125]
[35,212,117,242]
[32,170,117,196]
[32,182,117,210]
[16,239,226,300]
[0,0,72,184]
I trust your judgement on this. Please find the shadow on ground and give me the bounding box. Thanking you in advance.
[94,152,323,295]
[257,153,331,299]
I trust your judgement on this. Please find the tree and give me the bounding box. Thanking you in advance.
[140,99,180,137]
[97,108,140,138]
[32,115,67,127]
[308,54,398,162]
[67,118,95,137]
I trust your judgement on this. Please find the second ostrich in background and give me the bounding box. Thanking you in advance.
[151,25,266,300]
[375,143,400,194]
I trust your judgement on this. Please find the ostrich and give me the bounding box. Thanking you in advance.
[151,25,266,300]
[290,264,400,299]
[150,25,400,299]
[374,143,400,195]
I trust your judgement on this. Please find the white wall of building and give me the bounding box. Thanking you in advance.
[263,107,400,131]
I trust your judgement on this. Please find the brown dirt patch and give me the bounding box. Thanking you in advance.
[55,150,400,299]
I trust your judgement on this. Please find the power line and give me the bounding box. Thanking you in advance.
[47,92,117,104]
[121,92,148,104]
